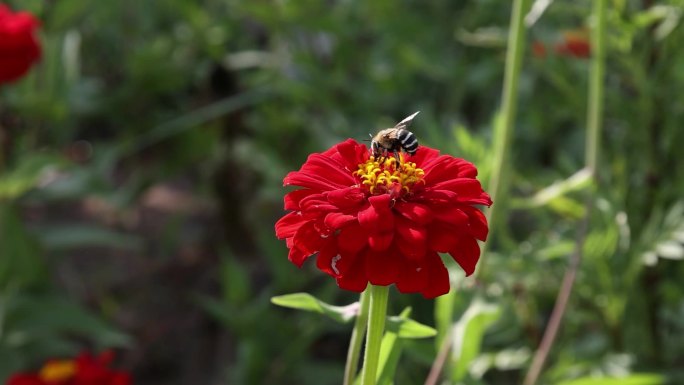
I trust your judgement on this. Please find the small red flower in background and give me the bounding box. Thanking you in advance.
[532,41,547,58]
[0,4,41,85]
[6,351,131,385]
[275,139,491,298]
[531,30,591,60]
[555,30,590,58]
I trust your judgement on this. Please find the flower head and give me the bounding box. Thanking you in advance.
[0,4,41,85]
[275,139,491,298]
[7,351,131,385]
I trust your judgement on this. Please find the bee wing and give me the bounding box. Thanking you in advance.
[394,111,420,129]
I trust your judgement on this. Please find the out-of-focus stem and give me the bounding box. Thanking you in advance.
[523,1,606,384]
[343,288,370,385]
[476,0,529,278]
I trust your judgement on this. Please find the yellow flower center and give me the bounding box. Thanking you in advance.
[39,359,76,382]
[355,154,424,195]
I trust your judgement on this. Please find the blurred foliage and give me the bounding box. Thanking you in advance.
[1,0,683,384]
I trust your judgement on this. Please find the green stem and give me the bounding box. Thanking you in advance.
[360,285,389,385]
[476,0,529,278]
[522,2,607,385]
[586,0,607,176]
[343,288,370,385]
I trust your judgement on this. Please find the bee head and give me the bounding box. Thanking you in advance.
[370,138,380,156]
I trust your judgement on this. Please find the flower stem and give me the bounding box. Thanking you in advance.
[360,285,389,385]
[476,0,529,278]
[343,288,370,385]
[523,1,606,385]
[586,0,606,175]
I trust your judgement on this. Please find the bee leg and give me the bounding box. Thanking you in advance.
[393,151,401,165]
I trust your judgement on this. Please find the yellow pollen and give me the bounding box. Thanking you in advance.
[39,360,76,382]
[354,155,424,195]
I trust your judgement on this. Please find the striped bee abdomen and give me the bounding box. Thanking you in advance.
[397,129,418,155]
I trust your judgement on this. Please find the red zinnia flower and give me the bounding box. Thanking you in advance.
[6,351,131,385]
[275,139,491,298]
[0,4,41,84]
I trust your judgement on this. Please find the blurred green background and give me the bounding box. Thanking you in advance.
[1,0,683,384]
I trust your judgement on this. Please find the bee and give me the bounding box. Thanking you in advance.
[370,111,420,162]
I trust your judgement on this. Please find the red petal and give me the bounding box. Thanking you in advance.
[284,189,317,210]
[292,221,323,261]
[333,139,369,170]
[393,202,432,225]
[97,350,115,365]
[421,252,451,298]
[336,253,368,292]
[358,195,393,233]
[448,236,481,276]
[430,178,483,196]
[326,187,366,210]
[426,222,460,252]
[288,246,309,267]
[299,153,356,187]
[455,160,478,178]
[324,212,356,230]
[432,206,469,226]
[337,222,367,253]
[408,146,440,166]
[423,156,477,184]
[284,171,344,191]
[6,374,44,385]
[415,189,457,205]
[395,216,427,261]
[396,259,428,294]
[461,206,489,241]
[112,373,132,385]
[368,231,393,251]
[299,194,336,213]
[459,191,493,207]
[275,212,306,239]
[316,239,338,276]
[364,248,399,286]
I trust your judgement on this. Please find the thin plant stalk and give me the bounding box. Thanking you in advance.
[424,3,529,383]
[523,1,607,384]
[360,285,389,385]
[343,288,370,385]
[476,0,529,278]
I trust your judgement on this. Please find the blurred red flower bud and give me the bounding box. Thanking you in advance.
[0,4,41,84]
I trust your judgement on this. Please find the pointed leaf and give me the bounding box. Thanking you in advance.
[376,308,411,385]
[451,299,501,381]
[386,316,437,339]
[271,293,358,323]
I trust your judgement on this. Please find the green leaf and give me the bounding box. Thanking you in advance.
[0,204,47,289]
[450,299,501,382]
[271,293,357,323]
[4,294,132,349]
[557,374,665,385]
[221,254,251,304]
[376,307,412,385]
[434,290,456,347]
[511,168,592,211]
[386,316,437,339]
[0,154,67,200]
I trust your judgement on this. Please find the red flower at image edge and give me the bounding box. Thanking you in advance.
[275,139,492,298]
[6,351,131,385]
[0,4,41,84]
